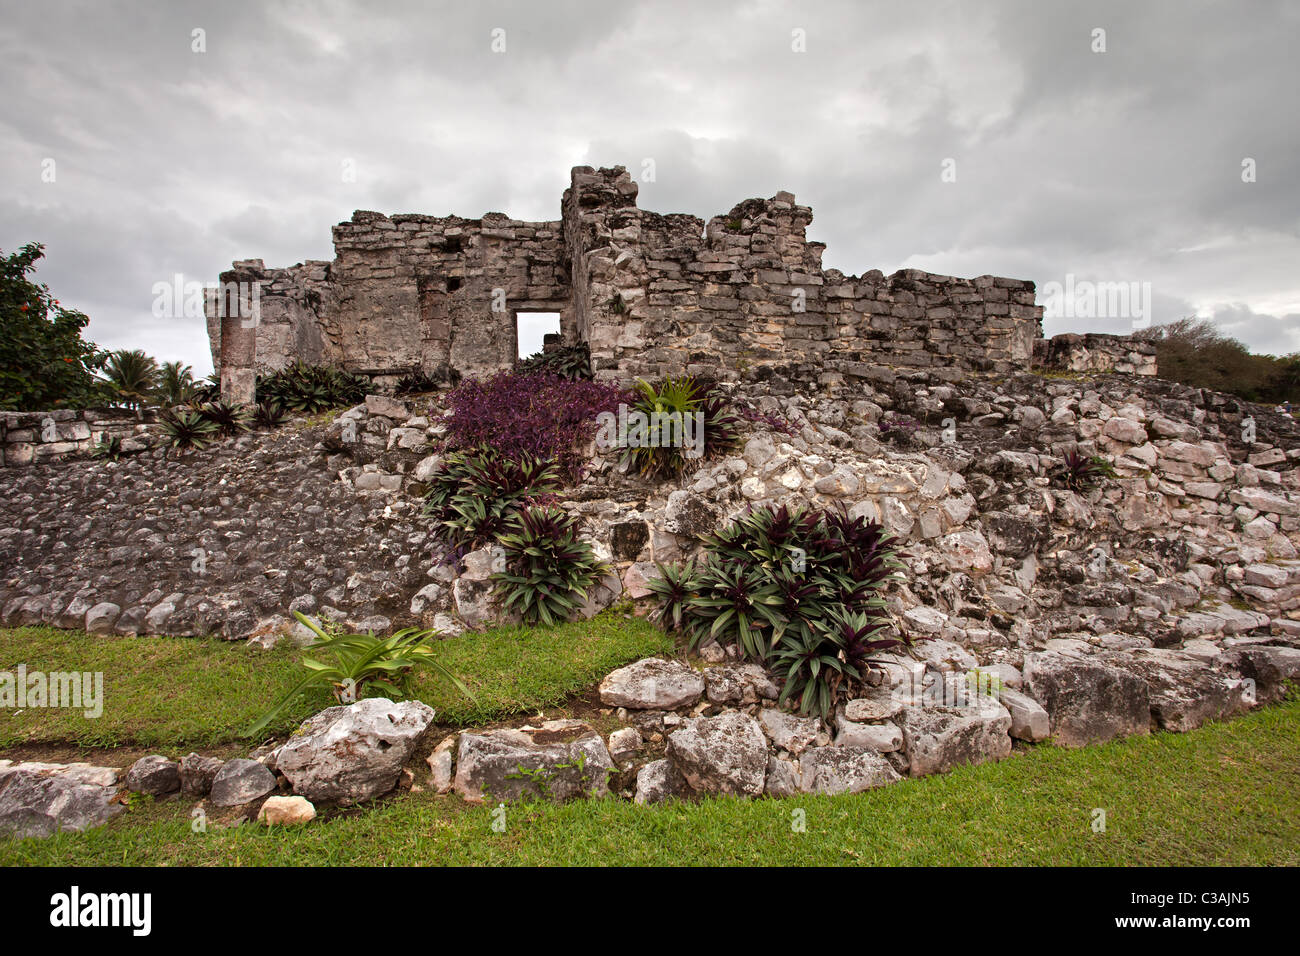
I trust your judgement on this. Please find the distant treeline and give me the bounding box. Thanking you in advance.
[1135,318,1300,406]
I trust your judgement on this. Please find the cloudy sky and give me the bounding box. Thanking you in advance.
[2,0,1297,376]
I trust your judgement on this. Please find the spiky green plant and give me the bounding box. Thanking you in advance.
[252,400,287,429]
[198,399,252,437]
[424,448,560,556]
[492,504,607,626]
[158,405,220,450]
[247,612,474,737]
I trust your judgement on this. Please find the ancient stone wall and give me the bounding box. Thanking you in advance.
[207,165,1051,393]
[1,409,160,468]
[1035,332,1159,377]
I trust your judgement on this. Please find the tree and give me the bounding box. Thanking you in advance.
[0,243,106,410]
[158,360,196,406]
[1134,318,1276,401]
[100,349,159,410]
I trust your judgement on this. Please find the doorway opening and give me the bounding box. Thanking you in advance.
[516,312,561,360]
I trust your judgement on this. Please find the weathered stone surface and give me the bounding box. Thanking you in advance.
[179,753,224,797]
[758,709,823,755]
[844,687,905,722]
[208,758,278,807]
[258,795,316,825]
[1221,645,1300,704]
[666,710,768,796]
[124,755,180,795]
[455,719,614,804]
[0,767,123,839]
[798,746,901,794]
[895,692,1013,776]
[426,734,457,793]
[834,716,903,752]
[277,698,437,805]
[634,758,693,805]
[1110,650,1246,732]
[998,688,1051,741]
[607,727,643,765]
[599,657,704,710]
[1022,652,1150,746]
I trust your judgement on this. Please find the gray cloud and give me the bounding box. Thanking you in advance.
[2,0,1296,376]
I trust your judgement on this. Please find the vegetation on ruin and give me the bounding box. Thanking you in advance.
[247,614,474,738]
[437,368,625,482]
[516,342,593,381]
[423,448,561,557]
[650,504,908,718]
[618,375,743,479]
[5,695,1297,866]
[255,361,368,414]
[1138,318,1300,405]
[492,503,607,626]
[1053,449,1118,493]
[0,242,106,411]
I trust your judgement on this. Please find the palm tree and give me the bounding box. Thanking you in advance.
[157,360,195,406]
[100,349,158,412]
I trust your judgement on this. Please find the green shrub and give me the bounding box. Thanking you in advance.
[424,447,560,557]
[616,376,740,479]
[517,343,592,381]
[492,503,607,626]
[198,399,252,437]
[256,362,368,413]
[648,504,909,717]
[1053,449,1116,492]
[247,612,473,737]
[0,242,106,411]
[158,405,220,450]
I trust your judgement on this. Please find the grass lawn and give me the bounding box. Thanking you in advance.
[0,612,672,749]
[2,698,1297,866]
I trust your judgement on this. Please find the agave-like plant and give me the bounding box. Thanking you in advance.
[253,400,287,429]
[492,503,607,626]
[646,559,700,633]
[199,399,253,437]
[159,405,220,451]
[424,448,560,555]
[257,362,368,413]
[90,435,124,461]
[517,343,593,382]
[247,612,474,738]
[1055,449,1117,492]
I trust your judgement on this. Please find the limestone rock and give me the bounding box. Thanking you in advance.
[124,755,180,796]
[454,719,615,804]
[798,746,901,794]
[599,657,704,710]
[1022,652,1150,746]
[277,698,437,805]
[666,710,768,796]
[258,795,316,825]
[208,758,277,807]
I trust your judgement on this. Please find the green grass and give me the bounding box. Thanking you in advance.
[3,698,1298,866]
[0,613,672,749]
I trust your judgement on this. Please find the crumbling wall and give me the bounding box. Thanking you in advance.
[1034,333,1159,377]
[208,165,1048,394]
[1,409,160,468]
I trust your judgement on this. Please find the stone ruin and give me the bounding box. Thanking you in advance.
[207,164,1150,401]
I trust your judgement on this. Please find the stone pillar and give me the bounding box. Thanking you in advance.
[216,264,260,406]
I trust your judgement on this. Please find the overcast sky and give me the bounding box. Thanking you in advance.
[2,0,1297,377]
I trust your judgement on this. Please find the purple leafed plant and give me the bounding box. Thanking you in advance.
[436,370,629,482]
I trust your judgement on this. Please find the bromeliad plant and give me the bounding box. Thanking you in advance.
[492,503,607,626]
[617,375,742,480]
[648,503,909,718]
[158,405,220,451]
[424,447,561,557]
[247,612,474,738]
[1055,449,1118,492]
[517,343,593,382]
[256,361,368,414]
